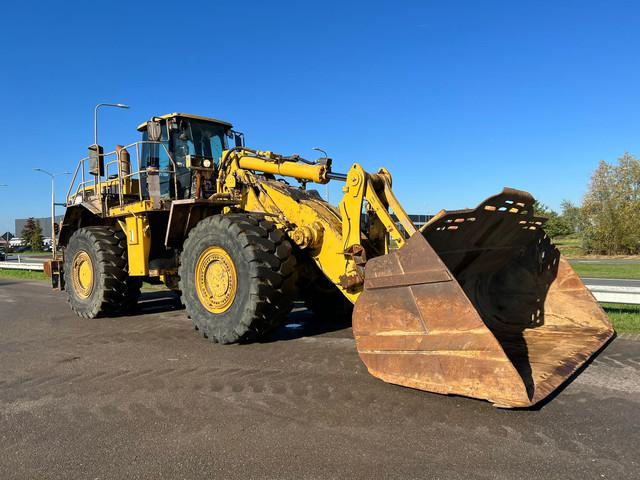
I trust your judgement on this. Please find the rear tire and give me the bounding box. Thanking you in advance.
[302,271,353,321]
[63,226,140,318]
[178,214,296,344]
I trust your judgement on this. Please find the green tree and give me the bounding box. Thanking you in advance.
[533,201,573,238]
[581,153,640,255]
[559,199,582,235]
[20,217,43,251]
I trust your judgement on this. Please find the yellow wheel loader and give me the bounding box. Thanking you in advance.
[46,112,614,407]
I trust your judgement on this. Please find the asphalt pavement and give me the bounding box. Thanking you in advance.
[571,259,640,265]
[0,280,638,479]
[581,278,640,288]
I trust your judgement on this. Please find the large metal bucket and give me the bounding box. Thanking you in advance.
[352,188,614,407]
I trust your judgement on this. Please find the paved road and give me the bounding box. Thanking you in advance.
[582,277,640,288]
[571,259,640,265]
[1,280,638,479]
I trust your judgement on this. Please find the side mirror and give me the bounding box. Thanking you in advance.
[233,131,245,147]
[147,121,162,141]
[88,144,104,176]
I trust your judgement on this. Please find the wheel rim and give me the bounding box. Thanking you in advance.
[72,250,94,299]
[195,246,237,313]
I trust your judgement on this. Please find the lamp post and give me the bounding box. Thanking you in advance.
[0,183,11,245]
[0,185,7,239]
[94,103,130,146]
[33,169,71,258]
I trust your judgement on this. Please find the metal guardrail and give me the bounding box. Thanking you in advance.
[587,285,640,305]
[66,140,179,209]
[0,261,45,271]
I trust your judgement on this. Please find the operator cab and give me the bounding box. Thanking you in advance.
[137,113,244,200]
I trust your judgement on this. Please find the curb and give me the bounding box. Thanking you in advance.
[617,333,640,341]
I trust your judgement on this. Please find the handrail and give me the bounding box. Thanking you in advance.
[66,141,179,210]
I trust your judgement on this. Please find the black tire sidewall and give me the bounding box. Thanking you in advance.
[63,229,107,317]
[181,218,253,340]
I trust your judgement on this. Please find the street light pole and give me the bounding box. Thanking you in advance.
[33,169,71,258]
[0,185,7,236]
[94,103,130,146]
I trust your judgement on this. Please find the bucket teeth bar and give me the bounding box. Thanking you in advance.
[352,188,614,407]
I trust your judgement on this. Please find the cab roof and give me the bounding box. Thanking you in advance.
[137,112,233,131]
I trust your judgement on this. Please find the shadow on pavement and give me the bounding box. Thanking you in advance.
[127,293,352,340]
[260,304,353,343]
[132,290,184,315]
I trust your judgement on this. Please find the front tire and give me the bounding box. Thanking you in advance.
[302,270,353,321]
[178,214,296,344]
[63,226,140,318]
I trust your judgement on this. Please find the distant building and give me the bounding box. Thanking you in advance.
[14,216,64,237]
[390,213,434,232]
[406,214,433,229]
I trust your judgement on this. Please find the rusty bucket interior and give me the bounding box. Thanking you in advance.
[352,188,614,407]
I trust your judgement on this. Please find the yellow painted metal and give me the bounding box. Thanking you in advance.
[117,177,139,196]
[364,177,408,248]
[338,164,409,249]
[124,215,151,276]
[238,155,330,184]
[70,178,140,205]
[195,246,238,313]
[71,250,94,299]
[240,178,360,303]
[228,160,417,302]
[290,222,324,249]
[109,200,156,217]
[338,164,366,250]
[137,112,233,131]
[375,169,417,237]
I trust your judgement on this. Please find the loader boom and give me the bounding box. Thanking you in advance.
[220,148,420,299]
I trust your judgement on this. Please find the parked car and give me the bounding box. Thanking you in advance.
[0,249,6,261]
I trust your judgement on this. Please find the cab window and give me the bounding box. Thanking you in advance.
[140,125,172,198]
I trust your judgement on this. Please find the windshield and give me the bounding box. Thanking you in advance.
[172,118,227,166]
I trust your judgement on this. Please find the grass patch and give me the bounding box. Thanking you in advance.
[554,235,584,257]
[3,251,52,257]
[0,268,168,292]
[0,269,48,281]
[569,262,640,280]
[602,303,640,334]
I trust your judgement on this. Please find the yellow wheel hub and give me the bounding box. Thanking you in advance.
[72,250,94,299]
[195,246,237,314]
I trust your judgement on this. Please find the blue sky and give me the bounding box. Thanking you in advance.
[1,0,639,234]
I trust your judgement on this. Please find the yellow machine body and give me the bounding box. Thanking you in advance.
[50,112,614,408]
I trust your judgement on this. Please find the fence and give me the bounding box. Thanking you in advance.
[586,285,640,305]
[0,261,45,271]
